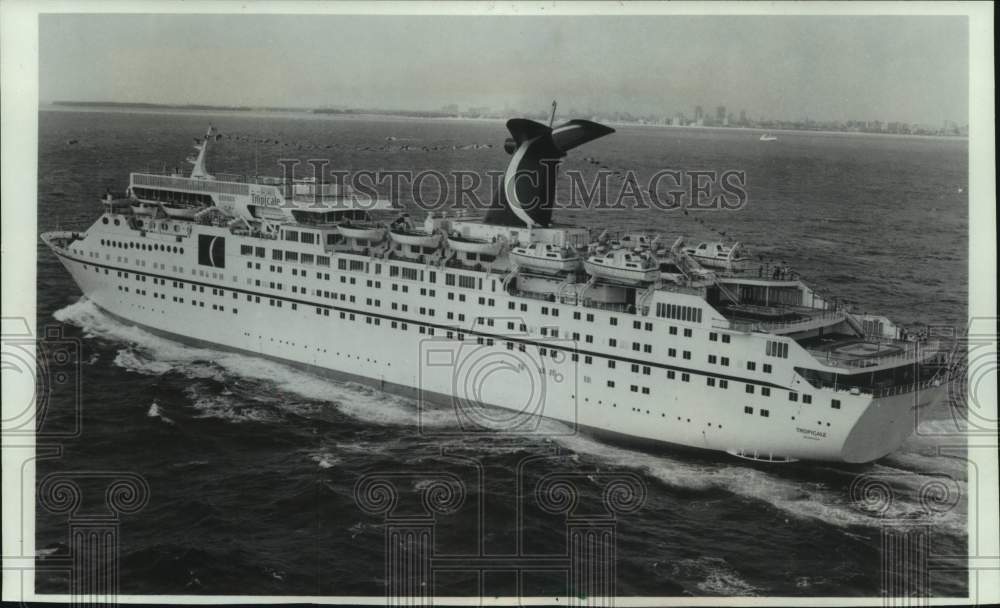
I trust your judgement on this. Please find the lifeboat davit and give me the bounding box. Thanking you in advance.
[584,248,658,285]
[446,234,503,256]
[510,243,581,274]
[339,222,386,242]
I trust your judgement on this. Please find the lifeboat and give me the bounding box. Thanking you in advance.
[510,243,581,274]
[683,241,752,273]
[339,222,386,242]
[130,202,159,217]
[389,227,441,248]
[160,204,205,220]
[446,234,503,256]
[584,248,658,285]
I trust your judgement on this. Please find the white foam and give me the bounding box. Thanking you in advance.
[672,557,759,596]
[309,452,340,469]
[146,401,174,425]
[551,431,966,534]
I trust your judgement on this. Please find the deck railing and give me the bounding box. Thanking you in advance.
[806,339,941,370]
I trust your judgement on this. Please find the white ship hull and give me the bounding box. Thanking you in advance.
[42,222,944,463]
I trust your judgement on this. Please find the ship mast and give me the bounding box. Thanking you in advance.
[188,125,216,180]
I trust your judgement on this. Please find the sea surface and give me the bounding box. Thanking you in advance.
[34,109,969,597]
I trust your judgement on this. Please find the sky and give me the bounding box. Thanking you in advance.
[39,14,969,125]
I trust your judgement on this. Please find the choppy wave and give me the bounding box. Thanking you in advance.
[551,428,966,536]
[671,557,759,596]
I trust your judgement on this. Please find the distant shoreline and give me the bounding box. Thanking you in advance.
[41,101,968,140]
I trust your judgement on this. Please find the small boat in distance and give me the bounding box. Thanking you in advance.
[759,133,777,142]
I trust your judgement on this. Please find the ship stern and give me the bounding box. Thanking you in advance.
[839,381,947,463]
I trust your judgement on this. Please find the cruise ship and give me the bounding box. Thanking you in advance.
[41,117,947,463]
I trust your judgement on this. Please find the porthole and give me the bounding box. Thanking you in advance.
[102,217,109,225]
[113,218,120,226]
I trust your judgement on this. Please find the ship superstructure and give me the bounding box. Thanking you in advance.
[41,118,947,463]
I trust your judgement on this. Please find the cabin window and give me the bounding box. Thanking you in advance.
[284,230,299,242]
[300,232,315,244]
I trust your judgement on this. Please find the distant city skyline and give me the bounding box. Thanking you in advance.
[40,14,969,126]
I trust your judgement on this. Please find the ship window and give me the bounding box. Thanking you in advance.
[633,321,642,330]
[300,232,315,244]
[788,392,798,402]
[761,409,770,417]
[284,230,299,242]
[609,338,617,347]
[643,344,652,353]
[744,406,753,414]
[667,371,675,379]
[682,351,691,360]
[683,328,692,337]
[669,326,677,335]
[721,357,729,366]
[607,381,615,388]
[831,399,841,409]
[708,355,717,364]
[722,334,731,343]
[668,348,676,357]
[761,387,771,396]
[102,217,109,224]
[706,377,715,386]
[709,332,718,341]
[608,360,616,369]
[803,395,812,404]
[719,380,728,388]
[610,317,618,326]
[745,385,755,394]
[763,364,772,373]
[272,249,282,260]
[681,373,690,382]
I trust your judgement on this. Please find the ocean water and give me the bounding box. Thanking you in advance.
[34,109,969,597]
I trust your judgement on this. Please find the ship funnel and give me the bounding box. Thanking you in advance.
[484,118,614,228]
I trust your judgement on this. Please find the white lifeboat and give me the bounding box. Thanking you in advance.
[339,222,386,242]
[130,202,159,217]
[160,204,205,220]
[584,248,658,285]
[683,241,752,273]
[388,215,441,248]
[446,234,503,256]
[510,243,581,274]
